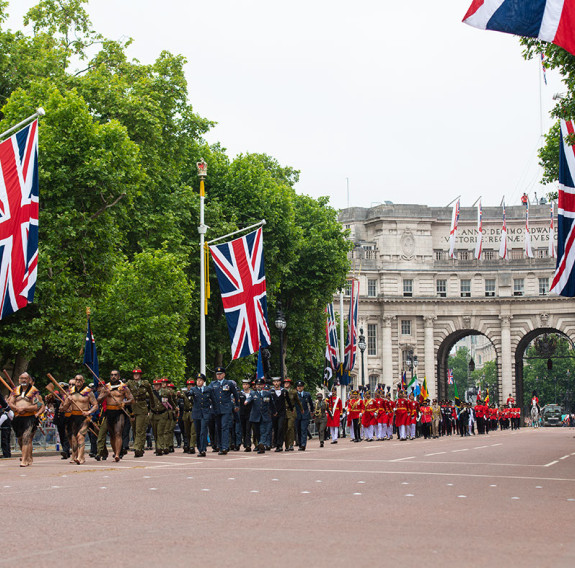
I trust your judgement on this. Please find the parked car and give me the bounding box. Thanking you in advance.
[541,404,563,427]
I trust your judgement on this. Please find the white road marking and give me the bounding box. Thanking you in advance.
[511,497,519,500]
[61,475,68,478]
[536,486,542,488]
[301,491,310,494]
[425,452,446,456]
[358,481,366,484]
[201,488,210,492]
[447,483,454,486]
[491,443,502,446]
[100,487,107,489]
[452,449,469,453]
[315,480,322,483]
[143,476,151,478]
[50,486,61,489]
[474,446,489,450]
[250,490,259,493]
[271,478,279,481]
[228,477,235,480]
[187,477,193,479]
[149,488,158,491]
[560,455,570,460]
[568,499,575,502]
[544,461,559,467]
[353,492,362,495]
[390,456,415,462]
[404,494,414,497]
[3,486,10,488]
[490,485,497,487]
[457,495,467,498]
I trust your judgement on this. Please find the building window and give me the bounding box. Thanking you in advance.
[510,249,523,260]
[403,279,413,297]
[367,279,377,297]
[460,279,471,297]
[367,324,377,356]
[368,374,379,392]
[514,278,524,296]
[539,277,549,296]
[535,248,547,259]
[458,250,470,261]
[344,281,352,296]
[483,250,495,260]
[435,250,448,260]
[436,279,447,298]
[401,320,411,335]
[485,279,496,297]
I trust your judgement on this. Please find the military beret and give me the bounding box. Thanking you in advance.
[186,379,196,385]
[283,377,292,382]
[153,379,162,385]
[168,383,175,388]
[295,380,304,387]
[132,368,142,374]
[161,377,169,383]
[255,378,265,385]
[196,373,206,381]
[214,366,226,374]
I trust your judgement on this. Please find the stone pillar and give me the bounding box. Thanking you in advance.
[382,316,395,387]
[423,315,437,398]
[500,315,513,399]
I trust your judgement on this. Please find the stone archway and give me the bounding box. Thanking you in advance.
[436,329,499,401]
[514,328,575,410]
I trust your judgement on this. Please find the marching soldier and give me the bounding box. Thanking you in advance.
[126,368,153,457]
[207,366,239,455]
[347,390,363,442]
[283,377,301,451]
[246,378,276,453]
[189,373,212,457]
[239,378,253,451]
[326,387,342,444]
[395,390,408,441]
[150,379,170,455]
[313,392,328,447]
[180,379,196,454]
[407,391,419,440]
[385,391,395,440]
[295,380,313,451]
[362,391,377,442]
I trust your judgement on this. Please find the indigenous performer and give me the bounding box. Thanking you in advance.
[97,370,134,462]
[326,387,343,444]
[395,390,408,441]
[61,374,98,464]
[407,391,419,440]
[361,391,377,442]
[347,390,363,442]
[7,373,45,467]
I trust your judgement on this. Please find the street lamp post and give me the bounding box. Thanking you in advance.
[358,327,366,389]
[274,301,287,381]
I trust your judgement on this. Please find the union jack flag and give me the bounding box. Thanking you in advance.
[448,199,460,259]
[447,368,454,385]
[325,302,339,370]
[0,120,39,319]
[499,201,508,259]
[525,199,534,258]
[343,278,359,373]
[551,119,575,296]
[209,227,271,359]
[474,200,483,260]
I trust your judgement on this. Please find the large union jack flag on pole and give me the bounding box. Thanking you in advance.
[0,120,39,319]
[551,119,575,296]
[209,227,271,359]
[343,279,359,372]
[325,303,339,370]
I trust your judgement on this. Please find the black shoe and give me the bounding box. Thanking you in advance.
[169,447,175,453]
[331,440,338,444]
[183,447,189,453]
[212,448,219,453]
[190,448,196,454]
[244,447,252,452]
[298,446,306,451]
[287,446,294,451]
[233,446,240,452]
[320,441,324,447]
[198,451,206,457]
[257,449,265,454]
[135,450,144,458]
[60,452,70,460]
[95,455,101,461]
[275,447,283,452]
[89,453,96,458]
[218,450,228,455]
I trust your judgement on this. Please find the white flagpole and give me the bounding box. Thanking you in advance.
[0,108,45,141]
[197,160,208,375]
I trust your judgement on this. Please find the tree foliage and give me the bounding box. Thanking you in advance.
[0,1,350,389]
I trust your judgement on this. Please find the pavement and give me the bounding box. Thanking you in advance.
[2,427,574,568]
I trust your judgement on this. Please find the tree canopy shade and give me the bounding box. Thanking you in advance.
[0,1,351,388]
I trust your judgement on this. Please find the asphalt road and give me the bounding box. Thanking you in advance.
[2,427,574,567]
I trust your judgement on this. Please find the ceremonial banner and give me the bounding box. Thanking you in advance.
[447,368,454,385]
[209,227,271,359]
[525,200,534,258]
[83,316,99,389]
[551,119,575,296]
[343,279,359,373]
[463,0,575,57]
[0,120,39,319]
[549,202,556,258]
[448,199,460,259]
[325,303,339,370]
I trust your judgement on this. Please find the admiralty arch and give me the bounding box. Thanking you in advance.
[338,203,575,404]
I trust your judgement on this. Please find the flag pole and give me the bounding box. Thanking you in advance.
[0,108,45,141]
[197,159,208,376]
[207,219,267,245]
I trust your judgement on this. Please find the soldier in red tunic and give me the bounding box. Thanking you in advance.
[506,393,515,408]
[406,392,419,440]
[395,390,408,441]
[347,391,363,442]
[374,389,386,440]
[326,388,343,444]
[385,392,395,440]
[361,391,377,441]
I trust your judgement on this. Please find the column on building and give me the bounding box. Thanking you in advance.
[500,315,513,399]
[382,316,395,387]
[423,315,437,398]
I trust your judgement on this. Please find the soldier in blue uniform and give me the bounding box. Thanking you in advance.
[295,380,314,451]
[238,378,253,451]
[207,366,239,455]
[189,373,212,457]
[245,378,277,453]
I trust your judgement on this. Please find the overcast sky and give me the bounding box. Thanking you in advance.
[5,1,565,210]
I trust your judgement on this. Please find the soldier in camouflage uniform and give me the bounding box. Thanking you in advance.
[150,379,170,455]
[164,380,179,453]
[180,379,196,454]
[126,368,153,458]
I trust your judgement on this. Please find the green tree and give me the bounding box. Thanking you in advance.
[447,346,471,400]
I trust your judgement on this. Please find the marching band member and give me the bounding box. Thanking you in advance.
[326,387,343,444]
